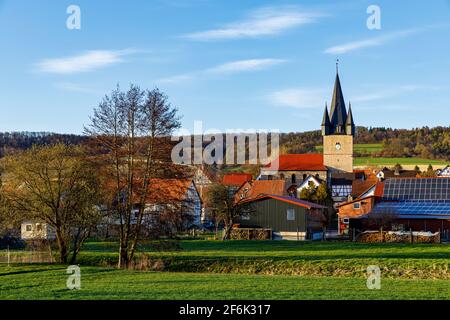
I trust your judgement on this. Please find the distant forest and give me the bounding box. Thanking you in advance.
[281,126,449,160]
[0,126,449,160]
[0,132,87,157]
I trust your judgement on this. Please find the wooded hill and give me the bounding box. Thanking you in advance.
[0,126,448,160]
[0,132,86,157]
[281,126,449,160]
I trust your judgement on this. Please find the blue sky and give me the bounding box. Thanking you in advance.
[1,0,450,134]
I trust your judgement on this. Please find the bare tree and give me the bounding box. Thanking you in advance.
[85,85,181,268]
[206,184,239,240]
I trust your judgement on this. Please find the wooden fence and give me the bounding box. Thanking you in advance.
[0,248,55,265]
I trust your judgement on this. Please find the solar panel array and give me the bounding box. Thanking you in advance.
[382,178,450,202]
[371,201,450,216]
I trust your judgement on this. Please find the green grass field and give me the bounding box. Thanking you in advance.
[75,241,450,279]
[316,143,383,154]
[1,241,449,300]
[354,157,448,166]
[315,143,447,167]
[0,264,449,300]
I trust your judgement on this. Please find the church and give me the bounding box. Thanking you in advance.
[259,69,356,204]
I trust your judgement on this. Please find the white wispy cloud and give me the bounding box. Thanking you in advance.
[36,49,137,74]
[268,88,327,109]
[324,28,421,54]
[269,84,441,109]
[53,82,103,94]
[158,58,286,84]
[207,59,286,74]
[157,74,196,84]
[352,84,443,102]
[184,6,322,41]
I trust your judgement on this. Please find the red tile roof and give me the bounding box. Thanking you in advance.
[222,173,253,187]
[351,172,378,197]
[144,179,194,203]
[234,180,287,203]
[264,154,327,171]
[374,182,385,197]
[103,178,197,204]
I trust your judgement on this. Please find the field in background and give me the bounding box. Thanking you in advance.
[316,143,447,167]
[354,157,448,167]
[0,264,448,300]
[222,143,447,173]
[315,143,383,154]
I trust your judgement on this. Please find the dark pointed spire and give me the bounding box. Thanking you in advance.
[321,103,331,136]
[346,102,355,136]
[321,102,331,126]
[329,71,347,134]
[322,64,356,136]
[346,102,354,125]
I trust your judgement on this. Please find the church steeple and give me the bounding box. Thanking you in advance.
[321,103,331,136]
[329,72,347,134]
[322,62,355,173]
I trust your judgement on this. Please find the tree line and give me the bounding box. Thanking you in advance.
[2,126,447,161]
[281,126,449,160]
[0,132,86,157]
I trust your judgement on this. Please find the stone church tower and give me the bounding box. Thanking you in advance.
[321,70,355,173]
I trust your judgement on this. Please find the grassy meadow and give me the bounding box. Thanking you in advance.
[1,240,449,300]
[315,143,383,154]
[354,157,448,167]
[315,143,447,167]
[0,264,449,300]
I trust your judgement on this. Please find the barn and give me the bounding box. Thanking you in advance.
[236,194,327,240]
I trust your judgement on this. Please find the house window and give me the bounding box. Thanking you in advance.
[240,209,251,220]
[353,203,361,209]
[26,225,32,232]
[343,218,350,224]
[36,224,43,232]
[287,209,295,221]
[291,174,296,184]
[241,213,250,221]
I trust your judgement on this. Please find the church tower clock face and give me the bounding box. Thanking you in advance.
[335,143,342,150]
